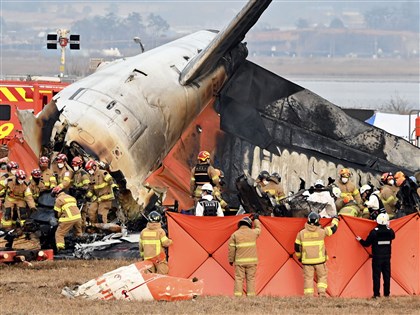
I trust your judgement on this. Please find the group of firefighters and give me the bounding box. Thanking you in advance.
[143,150,419,298]
[1,149,419,298]
[0,154,118,250]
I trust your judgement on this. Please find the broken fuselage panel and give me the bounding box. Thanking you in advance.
[47,31,228,204]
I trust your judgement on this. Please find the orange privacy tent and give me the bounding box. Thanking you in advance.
[167,212,420,297]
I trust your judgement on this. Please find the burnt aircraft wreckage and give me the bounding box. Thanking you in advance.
[18,0,420,218]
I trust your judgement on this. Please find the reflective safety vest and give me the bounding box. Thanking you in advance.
[228,219,261,265]
[295,219,338,265]
[139,222,172,260]
[193,163,211,186]
[199,199,219,216]
[339,203,360,217]
[54,192,81,222]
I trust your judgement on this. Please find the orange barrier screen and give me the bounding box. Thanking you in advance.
[167,212,420,297]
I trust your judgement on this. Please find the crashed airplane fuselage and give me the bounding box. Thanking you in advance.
[18,0,419,212]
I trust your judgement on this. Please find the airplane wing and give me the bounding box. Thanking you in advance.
[180,0,272,85]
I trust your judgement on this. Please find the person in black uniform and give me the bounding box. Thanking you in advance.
[356,213,395,298]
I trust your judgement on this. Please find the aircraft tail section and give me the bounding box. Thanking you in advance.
[179,0,272,85]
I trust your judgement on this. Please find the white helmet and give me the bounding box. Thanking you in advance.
[201,183,213,193]
[376,213,389,225]
[360,184,372,195]
[332,186,341,198]
[314,179,324,187]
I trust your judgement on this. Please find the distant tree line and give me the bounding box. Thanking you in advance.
[71,12,170,47]
[296,2,418,32]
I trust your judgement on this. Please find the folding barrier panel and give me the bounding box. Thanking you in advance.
[167,212,420,297]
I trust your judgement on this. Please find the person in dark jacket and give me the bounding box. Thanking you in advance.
[356,213,395,298]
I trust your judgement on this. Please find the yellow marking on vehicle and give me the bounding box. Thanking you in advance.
[0,87,18,102]
[16,87,34,102]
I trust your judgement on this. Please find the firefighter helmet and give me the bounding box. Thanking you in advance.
[257,170,270,181]
[394,171,405,187]
[307,212,320,225]
[39,156,50,167]
[85,160,97,171]
[72,156,83,167]
[15,170,26,180]
[380,172,393,184]
[339,168,351,178]
[148,211,162,223]
[31,169,42,179]
[376,213,389,225]
[238,217,252,228]
[271,172,281,182]
[201,183,213,193]
[360,184,372,195]
[6,161,19,172]
[332,186,341,198]
[197,150,210,162]
[56,153,68,163]
[51,186,63,197]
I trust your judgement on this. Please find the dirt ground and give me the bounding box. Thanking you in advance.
[1,259,419,315]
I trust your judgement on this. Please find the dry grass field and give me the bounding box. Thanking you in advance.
[1,259,419,315]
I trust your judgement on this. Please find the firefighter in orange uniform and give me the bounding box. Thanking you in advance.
[139,211,172,274]
[52,186,82,251]
[0,170,36,229]
[336,168,363,211]
[38,156,57,191]
[228,214,261,297]
[85,160,115,223]
[69,157,90,229]
[52,153,73,190]
[295,212,339,297]
[379,172,399,219]
[29,169,43,205]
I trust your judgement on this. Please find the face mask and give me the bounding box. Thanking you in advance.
[33,178,40,184]
[17,179,24,185]
[341,177,348,184]
[388,179,395,186]
[11,169,17,175]
[88,170,95,175]
[57,163,64,169]
[262,179,269,185]
[73,166,79,171]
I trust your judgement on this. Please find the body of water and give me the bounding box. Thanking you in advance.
[289,78,419,111]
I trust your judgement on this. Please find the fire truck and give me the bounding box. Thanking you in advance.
[0,77,69,145]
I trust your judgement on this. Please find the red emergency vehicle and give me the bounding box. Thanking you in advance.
[0,77,69,145]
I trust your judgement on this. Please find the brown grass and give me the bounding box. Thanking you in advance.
[1,260,420,315]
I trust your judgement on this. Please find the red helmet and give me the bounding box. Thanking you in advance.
[31,169,42,179]
[15,170,26,180]
[56,153,68,163]
[51,186,63,197]
[72,156,83,167]
[380,172,393,183]
[6,161,19,172]
[85,160,97,171]
[197,151,210,162]
[39,156,50,167]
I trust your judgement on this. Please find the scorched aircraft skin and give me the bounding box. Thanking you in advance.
[17,0,420,211]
